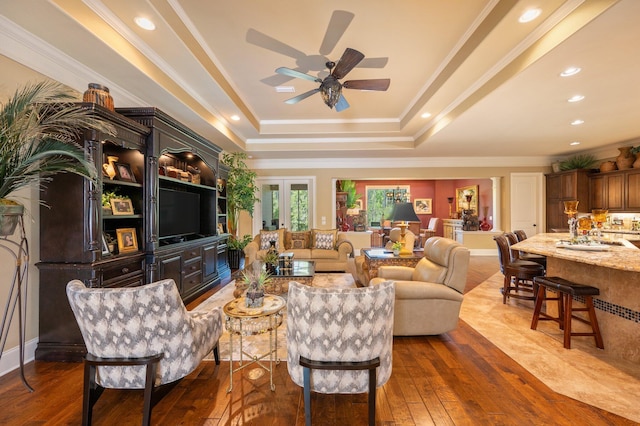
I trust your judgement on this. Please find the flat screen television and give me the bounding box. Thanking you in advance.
[159,188,200,239]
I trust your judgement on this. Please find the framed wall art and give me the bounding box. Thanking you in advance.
[414,198,432,214]
[455,185,479,213]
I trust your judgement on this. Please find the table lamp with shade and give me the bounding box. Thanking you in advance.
[390,202,420,255]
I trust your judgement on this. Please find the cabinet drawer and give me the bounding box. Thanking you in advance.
[183,270,203,293]
[103,273,144,289]
[183,248,201,261]
[102,258,144,283]
[183,258,202,275]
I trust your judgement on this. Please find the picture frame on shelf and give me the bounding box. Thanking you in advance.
[414,198,432,214]
[110,198,134,215]
[101,233,111,256]
[114,162,136,182]
[116,228,138,253]
[455,185,479,214]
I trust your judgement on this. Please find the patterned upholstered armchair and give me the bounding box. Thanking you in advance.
[286,280,395,426]
[66,279,223,426]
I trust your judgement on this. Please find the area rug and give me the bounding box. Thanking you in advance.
[198,273,356,361]
[459,272,640,423]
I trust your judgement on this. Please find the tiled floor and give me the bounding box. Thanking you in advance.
[460,273,640,423]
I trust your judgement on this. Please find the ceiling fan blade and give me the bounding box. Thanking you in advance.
[276,67,322,83]
[335,94,350,112]
[343,79,390,91]
[246,29,306,60]
[319,10,354,55]
[284,89,320,104]
[331,48,365,79]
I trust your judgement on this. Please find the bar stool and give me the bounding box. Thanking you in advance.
[494,234,545,304]
[513,230,547,269]
[531,276,604,349]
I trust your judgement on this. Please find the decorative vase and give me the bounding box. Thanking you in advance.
[245,283,264,308]
[599,161,617,172]
[615,146,634,170]
[83,83,115,111]
[0,202,24,237]
[393,249,400,256]
[480,219,492,231]
[103,155,118,180]
[633,152,640,169]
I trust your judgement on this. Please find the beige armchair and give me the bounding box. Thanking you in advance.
[369,237,470,335]
[355,228,415,286]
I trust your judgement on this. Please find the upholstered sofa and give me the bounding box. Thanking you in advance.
[244,228,354,272]
[368,237,470,335]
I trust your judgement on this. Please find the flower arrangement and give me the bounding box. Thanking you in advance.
[391,241,403,254]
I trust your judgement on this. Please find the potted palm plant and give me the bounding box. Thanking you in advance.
[0,81,115,236]
[221,152,259,268]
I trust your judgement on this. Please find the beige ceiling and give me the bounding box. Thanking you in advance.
[1,0,639,165]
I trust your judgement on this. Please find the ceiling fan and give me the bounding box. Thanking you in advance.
[275,47,390,112]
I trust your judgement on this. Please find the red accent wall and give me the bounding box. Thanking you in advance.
[351,179,493,236]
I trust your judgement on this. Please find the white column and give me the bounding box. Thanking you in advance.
[491,176,502,232]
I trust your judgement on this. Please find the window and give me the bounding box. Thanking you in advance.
[365,185,410,226]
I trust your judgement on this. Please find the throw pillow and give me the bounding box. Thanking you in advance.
[286,231,311,249]
[312,229,337,250]
[260,230,280,250]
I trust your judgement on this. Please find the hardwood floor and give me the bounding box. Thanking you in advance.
[0,257,635,425]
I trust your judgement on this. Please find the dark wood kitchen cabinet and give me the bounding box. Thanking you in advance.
[589,168,640,212]
[545,169,591,232]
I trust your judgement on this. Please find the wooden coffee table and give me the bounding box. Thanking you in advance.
[234,260,315,297]
[362,248,423,279]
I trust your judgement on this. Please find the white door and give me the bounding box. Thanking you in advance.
[253,178,314,232]
[510,173,544,237]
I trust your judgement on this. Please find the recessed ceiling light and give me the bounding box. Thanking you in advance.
[519,8,541,23]
[275,86,295,93]
[134,17,156,31]
[230,115,240,121]
[568,95,585,103]
[571,119,584,125]
[421,112,432,119]
[560,67,581,77]
[570,141,581,146]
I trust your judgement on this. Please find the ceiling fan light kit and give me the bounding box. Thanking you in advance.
[276,47,390,112]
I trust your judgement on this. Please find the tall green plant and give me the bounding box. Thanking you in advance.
[221,152,259,238]
[0,80,114,203]
[339,179,361,208]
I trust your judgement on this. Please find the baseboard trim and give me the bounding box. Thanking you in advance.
[0,338,38,377]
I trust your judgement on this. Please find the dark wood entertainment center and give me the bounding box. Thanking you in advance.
[36,104,230,361]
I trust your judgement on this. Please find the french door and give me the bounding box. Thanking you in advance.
[253,178,314,232]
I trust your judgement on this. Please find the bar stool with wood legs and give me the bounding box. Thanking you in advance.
[531,276,604,349]
[494,234,545,304]
[513,230,547,269]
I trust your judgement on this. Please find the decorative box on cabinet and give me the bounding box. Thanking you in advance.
[37,104,150,361]
[545,169,590,232]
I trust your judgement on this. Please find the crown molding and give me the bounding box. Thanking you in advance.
[248,155,552,170]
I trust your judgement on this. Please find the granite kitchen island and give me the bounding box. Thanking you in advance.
[512,233,640,363]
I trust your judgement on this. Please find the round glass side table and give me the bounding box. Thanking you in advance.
[223,294,285,392]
